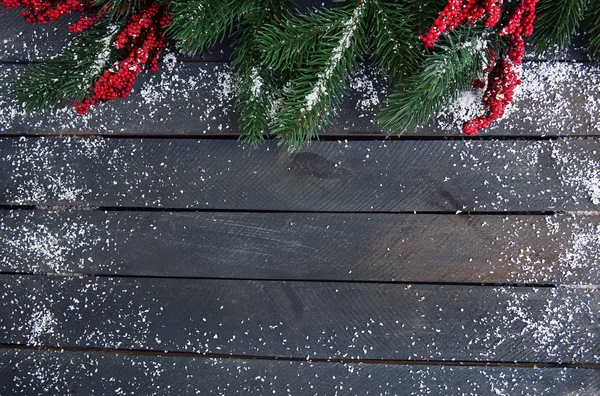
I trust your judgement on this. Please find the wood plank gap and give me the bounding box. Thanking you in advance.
[57,207,565,216]
[0,271,559,288]
[1,343,598,370]
[0,203,563,216]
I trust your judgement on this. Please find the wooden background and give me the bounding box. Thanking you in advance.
[1,2,600,394]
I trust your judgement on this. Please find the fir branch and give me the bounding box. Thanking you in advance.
[402,0,448,33]
[532,0,587,55]
[11,22,120,112]
[167,0,249,56]
[586,0,600,59]
[269,0,369,149]
[235,66,274,148]
[368,0,423,83]
[232,0,289,148]
[93,0,141,20]
[379,29,490,134]
[258,7,349,70]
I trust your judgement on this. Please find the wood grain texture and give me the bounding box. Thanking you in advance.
[0,9,232,63]
[1,210,599,285]
[0,1,336,63]
[1,275,598,363]
[1,137,599,212]
[2,61,599,136]
[0,6,591,63]
[0,9,77,63]
[1,348,598,395]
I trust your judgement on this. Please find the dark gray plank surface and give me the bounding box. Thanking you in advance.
[1,275,598,363]
[0,8,231,62]
[0,7,590,63]
[1,137,598,212]
[0,9,77,63]
[1,210,599,285]
[1,61,600,136]
[1,348,598,395]
[0,1,338,63]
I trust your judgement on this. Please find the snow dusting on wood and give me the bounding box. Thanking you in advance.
[0,210,110,273]
[1,8,600,394]
[425,62,600,135]
[2,61,599,136]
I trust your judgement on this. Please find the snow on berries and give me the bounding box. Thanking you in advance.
[421,0,539,135]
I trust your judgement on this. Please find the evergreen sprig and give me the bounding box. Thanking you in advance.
[532,0,587,55]
[167,0,248,55]
[259,0,449,148]
[402,0,447,32]
[586,0,600,59]
[262,0,369,148]
[379,29,490,134]
[12,22,121,112]
[368,0,423,83]
[259,6,353,71]
[231,0,289,148]
[93,0,142,20]
[168,0,290,148]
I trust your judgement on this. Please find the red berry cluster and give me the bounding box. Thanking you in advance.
[462,0,538,135]
[501,0,538,66]
[73,3,171,114]
[68,15,99,33]
[420,0,504,48]
[462,60,520,135]
[1,0,82,24]
[0,0,20,8]
[421,0,539,135]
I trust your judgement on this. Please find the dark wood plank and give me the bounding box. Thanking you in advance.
[0,9,231,63]
[0,63,239,135]
[0,1,338,63]
[1,275,598,363]
[1,348,598,395]
[1,210,599,285]
[0,137,598,212]
[1,61,599,136]
[0,9,76,63]
[1,6,590,63]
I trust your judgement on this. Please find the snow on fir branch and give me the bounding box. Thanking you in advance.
[11,21,122,112]
[303,1,366,114]
[88,24,120,76]
[249,68,264,100]
[2,0,600,149]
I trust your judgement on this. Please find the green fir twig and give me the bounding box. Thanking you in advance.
[12,22,121,112]
[369,0,423,83]
[532,0,587,55]
[232,0,289,148]
[265,0,369,149]
[586,0,600,59]
[167,0,249,56]
[93,0,142,20]
[379,29,491,134]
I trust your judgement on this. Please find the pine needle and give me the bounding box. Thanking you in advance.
[379,29,490,134]
[532,0,587,55]
[586,0,600,60]
[232,0,289,148]
[369,0,423,83]
[93,0,142,20]
[266,0,370,149]
[11,22,121,113]
[167,0,247,56]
